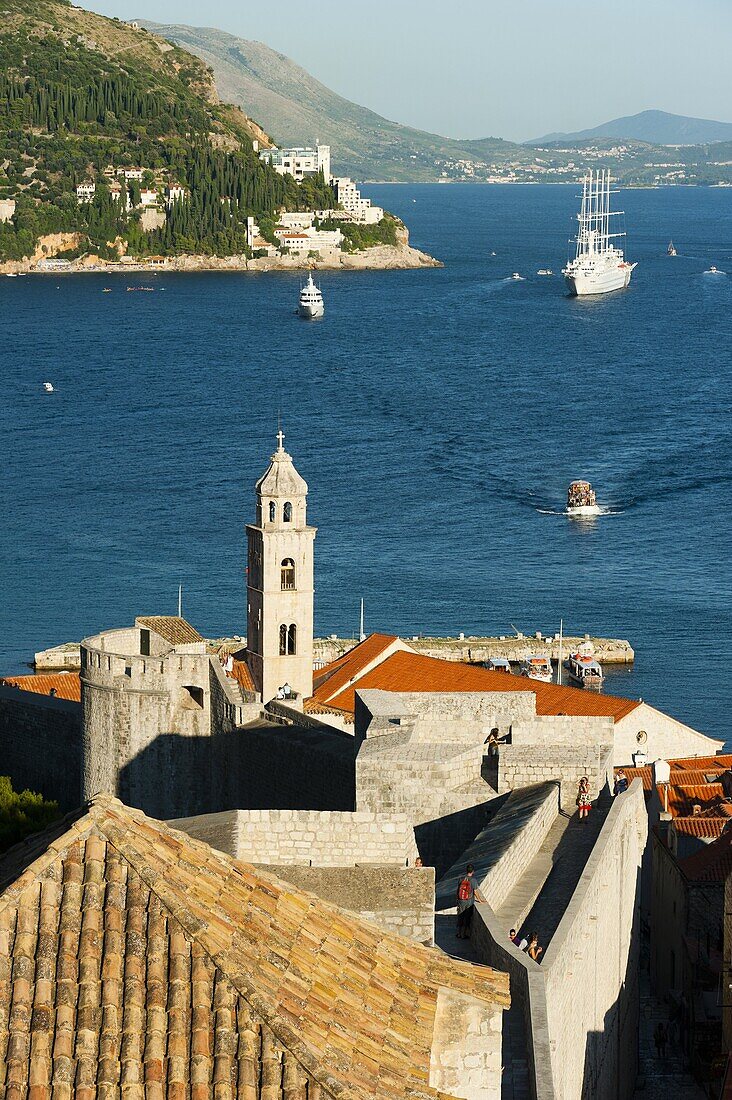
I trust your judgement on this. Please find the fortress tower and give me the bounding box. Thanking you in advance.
[246,432,316,703]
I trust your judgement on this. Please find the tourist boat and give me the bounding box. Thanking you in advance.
[6,272,17,278]
[565,652,604,691]
[667,240,677,256]
[704,265,725,275]
[43,382,54,393]
[485,656,512,673]
[537,269,553,276]
[562,170,636,296]
[297,272,324,319]
[519,655,553,683]
[510,272,524,280]
[566,480,601,516]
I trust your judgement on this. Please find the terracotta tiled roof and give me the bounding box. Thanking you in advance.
[672,817,728,839]
[312,633,401,702]
[0,671,81,702]
[619,756,732,793]
[323,649,641,721]
[136,615,203,645]
[679,829,732,883]
[662,784,725,816]
[303,698,354,722]
[230,656,256,693]
[0,796,509,1100]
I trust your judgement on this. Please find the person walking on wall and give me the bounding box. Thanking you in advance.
[577,776,592,821]
[456,863,486,939]
[614,769,629,796]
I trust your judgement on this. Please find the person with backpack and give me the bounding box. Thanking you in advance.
[456,864,486,939]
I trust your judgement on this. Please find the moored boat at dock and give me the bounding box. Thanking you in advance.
[565,652,604,691]
[485,656,512,673]
[519,655,553,683]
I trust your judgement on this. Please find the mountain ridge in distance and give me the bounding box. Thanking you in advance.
[139,20,522,181]
[532,108,732,146]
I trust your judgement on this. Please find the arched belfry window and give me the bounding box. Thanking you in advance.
[281,558,296,590]
[269,501,276,523]
[283,501,293,523]
[279,623,297,656]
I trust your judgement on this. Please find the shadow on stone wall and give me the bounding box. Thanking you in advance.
[117,721,358,820]
[0,689,81,812]
[415,794,507,880]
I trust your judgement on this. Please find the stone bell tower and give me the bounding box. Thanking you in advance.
[246,431,316,704]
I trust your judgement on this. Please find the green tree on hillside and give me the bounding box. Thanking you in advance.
[0,776,60,854]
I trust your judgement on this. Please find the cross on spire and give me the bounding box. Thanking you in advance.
[276,428,285,451]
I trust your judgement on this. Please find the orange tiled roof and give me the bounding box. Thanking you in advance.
[312,633,400,702]
[1,671,81,702]
[662,784,725,816]
[0,796,508,1100]
[136,615,203,645]
[680,829,732,883]
[672,817,728,839]
[303,697,354,722]
[323,648,641,721]
[619,756,732,792]
[230,656,256,693]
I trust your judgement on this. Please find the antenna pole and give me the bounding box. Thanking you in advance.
[359,597,365,642]
[178,584,182,619]
[557,618,563,685]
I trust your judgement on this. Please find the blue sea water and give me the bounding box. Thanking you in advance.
[1,183,730,740]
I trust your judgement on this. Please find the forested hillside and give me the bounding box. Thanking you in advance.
[0,0,333,261]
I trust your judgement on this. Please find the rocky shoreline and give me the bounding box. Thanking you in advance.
[0,241,441,277]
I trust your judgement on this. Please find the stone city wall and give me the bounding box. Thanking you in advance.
[435,783,559,915]
[356,689,536,743]
[262,864,435,945]
[428,986,504,1100]
[510,714,614,747]
[170,808,418,867]
[471,780,646,1100]
[315,635,635,665]
[356,735,484,820]
[498,743,613,812]
[0,687,81,812]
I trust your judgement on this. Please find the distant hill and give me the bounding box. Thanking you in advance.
[532,109,732,147]
[140,21,522,181]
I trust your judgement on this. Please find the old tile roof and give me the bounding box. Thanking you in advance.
[320,648,641,722]
[0,671,81,702]
[680,829,732,883]
[136,615,203,645]
[672,817,728,840]
[663,784,726,816]
[312,633,401,703]
[230,656,256,693]
[303,698,355,723]
[620,756,732,793]
[0,796,509,1100]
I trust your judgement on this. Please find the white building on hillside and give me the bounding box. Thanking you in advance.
[274,225,343,255]
[76,181,96,204]
[332,177,383,224]
[139,188,159,207]
[166,184,188,207]
[0,198,16,223]
[260,145,331,184]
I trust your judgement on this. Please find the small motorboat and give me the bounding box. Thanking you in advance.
[565,652,604,691]
[510,272,524,281]
[6,272,17,278]
[566,480,601,517]
[484,656,512,673]
[537,269,553,276]
[704,265,725,275]
[43,382,54,393]
[667,241,677,256]
[519,655,553,683]
[102,288,112,293]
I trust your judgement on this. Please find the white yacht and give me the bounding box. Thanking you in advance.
[565,652,604,691]
[519,655,553,683]
[537,269,553,276]
[667,240,677,256]
[566,480,601,517]
[43,382,54,393]
[510,272,524,281]
[563,170,636,296]
[297,272,324,319]
[704,265,725,275]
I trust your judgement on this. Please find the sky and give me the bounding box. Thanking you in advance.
[82,0,732,142]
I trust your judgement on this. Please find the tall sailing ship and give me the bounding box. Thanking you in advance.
[562,170,636,296]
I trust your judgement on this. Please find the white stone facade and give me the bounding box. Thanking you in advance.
[332,177,383,223]
[260,144,331,183]
[274,226,343,254]
[76,181,96,204]
[246,433,316,703]
[0,198,16,223]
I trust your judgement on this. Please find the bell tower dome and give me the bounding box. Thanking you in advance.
[246,431,316,703]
